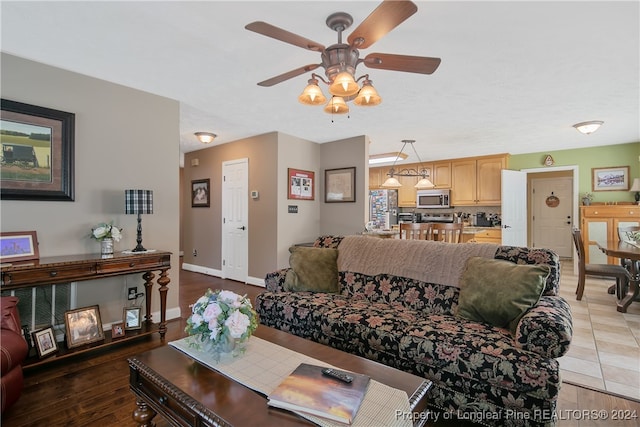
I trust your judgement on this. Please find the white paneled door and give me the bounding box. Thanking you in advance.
[531,177,573,257]
[222,158,248,282]
[501,169,527,246]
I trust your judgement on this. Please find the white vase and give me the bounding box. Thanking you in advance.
[100,238,114,255]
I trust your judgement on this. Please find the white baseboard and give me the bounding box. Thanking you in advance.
[182,262,265,287]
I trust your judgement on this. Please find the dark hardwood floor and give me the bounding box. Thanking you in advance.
[2,265,639,427]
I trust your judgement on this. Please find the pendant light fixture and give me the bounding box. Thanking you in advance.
[380,140,434,189]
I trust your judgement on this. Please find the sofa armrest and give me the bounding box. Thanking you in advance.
[514,296,572,358]
[264,268,291,292]
[1,297,23,335]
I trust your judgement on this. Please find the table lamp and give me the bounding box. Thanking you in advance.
[125,189,153,252]
[630,178,640,205]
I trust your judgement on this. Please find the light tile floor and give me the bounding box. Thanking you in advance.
[557,260,640,400]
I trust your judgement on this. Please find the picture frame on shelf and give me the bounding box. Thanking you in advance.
[288,168,314,200]
[32,326,58,358]
[592,166,630,192]
[325,167,356,203]
[1,99,75,201]
[191,178,210,207]
[0,230,39,263]
[111,322,125,338]
[124,306,142,330]
[64,305,104,349]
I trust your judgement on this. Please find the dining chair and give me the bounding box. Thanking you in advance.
[427,222,464,243]
[617,224,640,278]
[399,223,432,240]
[571,228,630,301]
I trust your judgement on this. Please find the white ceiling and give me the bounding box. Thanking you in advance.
[1,1,638,166]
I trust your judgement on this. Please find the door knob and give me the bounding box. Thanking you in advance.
[502,225,511,229]
[237,226,246,230]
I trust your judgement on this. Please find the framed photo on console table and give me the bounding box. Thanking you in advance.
[64,305,104,349]
[32,326,58,358]
[0,230,39,263]
[124,306,142,330]
[0,99,75,201]
[325,167,356,203]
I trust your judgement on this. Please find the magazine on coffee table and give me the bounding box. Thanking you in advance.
[267,363,371,425]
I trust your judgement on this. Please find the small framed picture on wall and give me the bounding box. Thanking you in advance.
[192,179,210,207]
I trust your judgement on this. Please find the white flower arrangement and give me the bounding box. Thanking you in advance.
[90,222,123,242]
[185,289,258,357]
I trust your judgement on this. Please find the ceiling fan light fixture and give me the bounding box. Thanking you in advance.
[298,78,327,105]
[328,71,359,97]
[354,79,381,106]
[573,120,604,135]
[194,132,217,144]
[323,96,349,114]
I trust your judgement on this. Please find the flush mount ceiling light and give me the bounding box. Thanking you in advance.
[380,140,434,189]
[573,121,604,135]
[194,132,217,144]
[245,2,441,117]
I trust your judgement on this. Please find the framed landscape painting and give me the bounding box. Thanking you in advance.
[592,166,630,192]
[0,99,75,201]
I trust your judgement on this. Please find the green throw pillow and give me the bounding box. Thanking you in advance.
[284,246,339,293]
[456,257,549,334]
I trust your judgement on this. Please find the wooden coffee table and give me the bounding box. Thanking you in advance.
[129,326,431,427]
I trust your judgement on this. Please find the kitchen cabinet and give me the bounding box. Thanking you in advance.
[451,155,507,206]
[472,228,502,244]
[580,205,640,264]
[397,164,421,207]
[369,167,384,189]
[432,161,451,188]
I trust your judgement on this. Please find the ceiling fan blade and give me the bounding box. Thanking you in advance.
[257,64,322,87]
[245,21,325,52]
[347,0,418,49]
[363,53,441,74]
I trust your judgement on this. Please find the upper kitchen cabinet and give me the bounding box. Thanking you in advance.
[369,167,384,189]
[451,155,508,206]
[397,163,422,207]
[432,161,451,188]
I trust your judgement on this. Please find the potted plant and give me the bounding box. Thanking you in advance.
[581,192,593,206]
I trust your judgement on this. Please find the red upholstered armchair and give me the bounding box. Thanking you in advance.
[1,296,29,413]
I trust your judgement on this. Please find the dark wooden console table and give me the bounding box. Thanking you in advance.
[1,251,171,368]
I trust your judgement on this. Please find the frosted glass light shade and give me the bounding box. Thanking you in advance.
[323,97,349,114]
[414,178,434,189]
[298,81,327,105]
[328,71,359,97]
[381,176,402,188]
[354,82,381,106]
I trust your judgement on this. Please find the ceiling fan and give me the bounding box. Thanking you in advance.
[245,0,441,112]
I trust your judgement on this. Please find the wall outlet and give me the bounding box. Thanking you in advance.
[128,287,138,300]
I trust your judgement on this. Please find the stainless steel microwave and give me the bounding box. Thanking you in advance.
[416,189,450,209]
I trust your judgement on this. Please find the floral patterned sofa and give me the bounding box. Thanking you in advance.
[256,235,573,427]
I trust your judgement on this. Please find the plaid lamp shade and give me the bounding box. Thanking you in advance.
[125,190,153,214]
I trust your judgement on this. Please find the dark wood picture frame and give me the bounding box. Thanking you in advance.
[111,322,125,338]
[124,306,142,330]
[32,326,58,358]
[1,99,75,201]
[288,168,315,200]
[191,178,210,207]
[591,166,630,192]
[0,230,39,262]
[64,305,104,349]
[325,167,356,203]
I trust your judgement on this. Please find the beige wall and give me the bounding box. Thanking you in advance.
[319,135,370,236]
[182,132,280,282]
[1,53,181,323]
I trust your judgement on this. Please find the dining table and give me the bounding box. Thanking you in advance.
[597,240,640,313]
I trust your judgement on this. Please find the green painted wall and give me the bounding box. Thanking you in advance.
[509,142,640,204]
